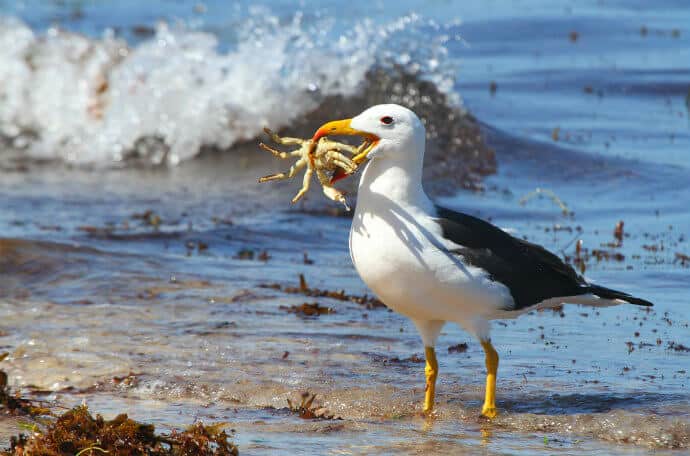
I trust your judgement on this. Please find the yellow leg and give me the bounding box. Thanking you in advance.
[423,346,438,414]
[480,340,499,418]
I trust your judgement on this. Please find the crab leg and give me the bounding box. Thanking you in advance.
[316,169,349,210]
[323,141,359,155]
[263,127,305,146]
[259,156,307,182]
[259,142,303,159]
[323,152,357,173]
[291,166,313,203]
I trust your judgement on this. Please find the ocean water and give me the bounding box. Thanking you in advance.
[1,0,689,454]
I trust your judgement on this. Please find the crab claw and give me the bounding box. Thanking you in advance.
[322,186,350,211]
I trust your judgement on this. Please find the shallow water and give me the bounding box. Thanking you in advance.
[1,0,689,454]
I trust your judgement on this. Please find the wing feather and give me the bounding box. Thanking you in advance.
[434,206,585,310]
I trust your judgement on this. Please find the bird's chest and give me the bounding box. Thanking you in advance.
[350,214,420,282]
[349,207,456,311]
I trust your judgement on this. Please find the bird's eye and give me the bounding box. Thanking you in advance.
[380,116,394,125]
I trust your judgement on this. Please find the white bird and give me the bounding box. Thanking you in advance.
[311,104,653,418]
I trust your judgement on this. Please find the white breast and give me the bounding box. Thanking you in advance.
[349,195,513,325]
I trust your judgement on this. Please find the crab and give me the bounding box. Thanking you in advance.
[258,128,370,210]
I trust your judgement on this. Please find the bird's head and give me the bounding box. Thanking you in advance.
[312,104,426,182]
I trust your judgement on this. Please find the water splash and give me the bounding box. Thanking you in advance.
[0,12,460,166]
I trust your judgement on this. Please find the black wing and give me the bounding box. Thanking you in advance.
[434,206,652,310]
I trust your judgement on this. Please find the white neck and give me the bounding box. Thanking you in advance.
[355,147,431,210]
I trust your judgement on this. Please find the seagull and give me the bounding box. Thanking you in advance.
[311,104,653,418]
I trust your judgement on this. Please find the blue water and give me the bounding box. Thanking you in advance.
[1,0,689,454]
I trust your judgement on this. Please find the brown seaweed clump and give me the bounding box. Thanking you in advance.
[260,274,386,310]
[279,302,335,317]
[2,405,238,456]
[447,343,469,354]
[286,393,341,421]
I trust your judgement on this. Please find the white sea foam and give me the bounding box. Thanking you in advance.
[0,12,459,166]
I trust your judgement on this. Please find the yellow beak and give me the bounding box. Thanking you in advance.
[312,118,379,165]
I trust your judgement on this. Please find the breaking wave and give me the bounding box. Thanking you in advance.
[0,12,462,166]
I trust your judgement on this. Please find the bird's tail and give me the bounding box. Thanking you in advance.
[587,284,654,307]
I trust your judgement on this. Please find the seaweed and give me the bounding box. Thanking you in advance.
[260,274,385,310]
[613,221,625,244]
[286,393,341,420]
[131,210,162,228]
[279,302,335,317]
[0,352,51,417]
[1,357,238,455]
[2,405,238,456]
[667,341,690,352]
[234,248,269,261]
[519,188,570,216]
[382,355,424,364]
[674,252,690,266]
[448,343,468,354]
